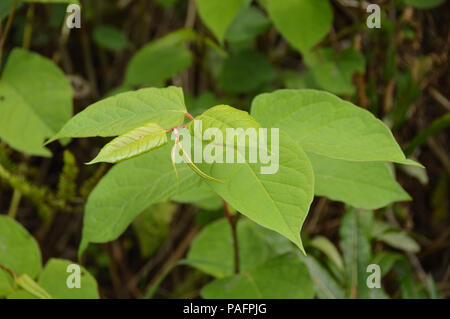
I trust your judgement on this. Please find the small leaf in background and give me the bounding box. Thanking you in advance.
[372,251,404,277]
[308,153,411,209]
[0,216,42,278]
[0,0,24,21]
[303,47,365,95]
[309,236,344,271]
[376,231,420,253]
[266,0,333,53]
[251,89,421,166]
[225,6,271,44]
[38,259,99,299]
[0,48,73,156]
[47,86,186,143]
[339,209,372,298]
[87,122,168,164]
[185,92,230,117]
[301,255,345,299]
[196,0,245,43]
[133,202,178,258]
[187,218,270,278]
[403,0,446,9]
[201,253,314,299]
[93,25,129,52]
[218,50,275,94]
[124,29,195,87]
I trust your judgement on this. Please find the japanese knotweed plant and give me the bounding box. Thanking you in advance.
[45,86,422,258]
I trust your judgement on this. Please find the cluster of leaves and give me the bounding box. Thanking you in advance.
[0,0,447,299]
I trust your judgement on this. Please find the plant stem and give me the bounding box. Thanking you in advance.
[22,3,34,50]
[222,199,240,274]
[7,189,21,219]
[0,0,19,72]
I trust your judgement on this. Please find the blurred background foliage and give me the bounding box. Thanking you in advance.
[0,0,449,299]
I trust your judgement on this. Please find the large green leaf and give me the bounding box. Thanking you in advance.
[0,216,42,278]
[86,122,168,164]
[339,209,372,299]
[196,0,244,43]
[47,86,186,144]
[0,49,72,156]
[187,218,270,278]
[38,259,99,299]
[124,29,195,87]
[308,153,411,209]
[189,105,314,253]
[201,253,314,299]
[266,0,333,53]
[251,89,420,165]
[79,142,201,256]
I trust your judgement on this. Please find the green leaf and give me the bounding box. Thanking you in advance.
[187,218,270,278]
[0,269,14,297]
[308,153,411,209]
[38,259,99,299]
[372,251,403,277]
[0,1,24,21]
[376,231,420,253]
[339,209,372,299]
[301,255,345,299]
[0,216,42,278]
[190,105,314,253]
[133,202,178,258]
[404,0,445,9]
[303,47,365,95]
[124,29,195,87]
[93,25,129,52]
[309,236,344,271]
[0,48,73,156]
[16,274,52,299]
[196,0,244,43]
[172,180,222,210]
[225,6,271,44]
[201,253,314,299]
[79,142,201,256]
[47,86,186,144]
[6,289,38,299]
[251,89,421,166]
[218,50,275,94]
[87,122,168,164]
[266,0,333,53]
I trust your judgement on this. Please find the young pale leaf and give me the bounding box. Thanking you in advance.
[38,259,99,299]
[340,209,372,299]
[196,0,245,43]
[201,253,314,299]
[79,142,201,257]
[124,29,195,87]
[187,218,270,278]
[251,89,422,166]
[47,86,186,144]
[190,105,314,254]
[16,274,52,299]
[266,0,333,53]
[87,122,168,164]
[308,152,411,209]
[93,25,129,52]
[0,216,42,278]
[0,48,73,156]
